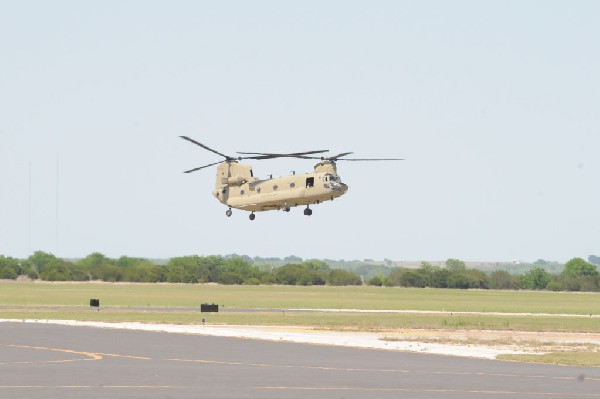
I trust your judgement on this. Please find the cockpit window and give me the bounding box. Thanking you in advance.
[324,174,338,182]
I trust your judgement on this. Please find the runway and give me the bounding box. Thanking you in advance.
[1,322,599,399]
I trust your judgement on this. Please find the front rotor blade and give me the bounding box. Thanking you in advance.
[183,161,223,173]
[180,136,231,159]
[242,154,288,160]
[237,149,329,157]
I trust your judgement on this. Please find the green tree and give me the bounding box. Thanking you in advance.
[429,268,450,288]
[520,267,550,290]
[327,269,362,286]
[166,256,211,283]
[384,268,404,286]
[562,258,598,278]
[39,260,73,281]
[545,280,564,291]
[24,251,61,278]
[218,271,243,285]
[275,263,326,286]
[446,258,466,271]
[77,253,120,281]
[447,269,489,289]
[97,264,122,282]
[165,264,187,283]
[219,257,263,284]
[79,252,111,268]
[303,260,330,272]
[367,274,384,287]
[116,256,156,269]
[398,270,428,288]
[275,264,305,285]
[0,255,20,279]
[489,270,519,289]
[122,265,163,282]
[556,258,599,291]
[260,273,276,285]
[69,263,92,281]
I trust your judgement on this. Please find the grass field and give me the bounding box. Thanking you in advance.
[2,281,600,314]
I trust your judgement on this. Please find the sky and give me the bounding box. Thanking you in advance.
[1,1,598,263]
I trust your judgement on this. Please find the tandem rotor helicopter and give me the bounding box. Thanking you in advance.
[180,136,403,220]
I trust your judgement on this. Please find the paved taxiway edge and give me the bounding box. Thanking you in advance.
[0,319,531,359]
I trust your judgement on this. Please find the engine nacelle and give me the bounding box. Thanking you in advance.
[222,175,246,186]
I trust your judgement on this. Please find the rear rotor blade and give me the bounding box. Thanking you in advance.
[237,149,329,158]
[292,152,354,160]
[336,158,404,161]
[298,153,403,161]
[329,152,353,159]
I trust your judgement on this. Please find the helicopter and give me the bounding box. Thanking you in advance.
[180,136,402,220]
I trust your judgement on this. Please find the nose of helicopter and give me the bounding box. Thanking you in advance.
[339,182,348,194]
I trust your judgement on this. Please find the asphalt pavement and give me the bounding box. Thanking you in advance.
[1,321,599,399]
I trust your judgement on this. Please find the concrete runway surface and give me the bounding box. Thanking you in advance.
[1,322,599,399]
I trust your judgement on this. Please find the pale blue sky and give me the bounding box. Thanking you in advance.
[1,1,598,262]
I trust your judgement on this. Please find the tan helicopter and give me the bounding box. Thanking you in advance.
[181,136,402,220]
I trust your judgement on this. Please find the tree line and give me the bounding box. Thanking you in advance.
[368,258,600,291]
[1,252,599,292]
[0,251,361,286]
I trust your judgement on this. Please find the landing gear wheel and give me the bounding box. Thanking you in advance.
[283,204,291,212]
[225,209,232,217]
[303,207,313,216]
[249,213,256,221]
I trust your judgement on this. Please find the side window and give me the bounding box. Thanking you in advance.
[290,182,296,188]
[306,177,314,188]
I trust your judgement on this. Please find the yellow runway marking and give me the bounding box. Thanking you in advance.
[95,352,150,360]
[0,345,149,364]
[168,358,409,373]
[0,344,102,364]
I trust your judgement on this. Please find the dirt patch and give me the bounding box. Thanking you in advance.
[380,329,600,354]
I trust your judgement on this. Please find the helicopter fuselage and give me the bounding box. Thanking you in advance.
[212,161,348,212]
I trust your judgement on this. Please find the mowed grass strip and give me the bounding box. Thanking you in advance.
[2,308,600,333]
[2,281,600,315]
[498,352,600,367]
